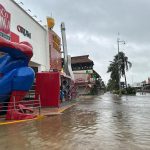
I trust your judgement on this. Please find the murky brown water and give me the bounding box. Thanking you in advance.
[0,93,150,150]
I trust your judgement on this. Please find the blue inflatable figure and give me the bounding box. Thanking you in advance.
[0,37,35,118]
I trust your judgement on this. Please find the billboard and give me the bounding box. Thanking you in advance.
[0,4,11,40]
[49,30,62,71]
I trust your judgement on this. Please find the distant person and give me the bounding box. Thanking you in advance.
[60,86,65,102]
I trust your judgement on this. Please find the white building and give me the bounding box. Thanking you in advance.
[0,0,50,72]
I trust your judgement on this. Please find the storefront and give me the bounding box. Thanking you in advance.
[0,0,50,72]
[0,0,74,109]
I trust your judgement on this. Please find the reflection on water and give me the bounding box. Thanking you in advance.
[1,93,150,150]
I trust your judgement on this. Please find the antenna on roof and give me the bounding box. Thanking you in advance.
[32,15,37,18]
[26,9,31,13]
[16,1,24,5]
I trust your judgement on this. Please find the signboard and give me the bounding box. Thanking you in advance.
[74,73,91,83]
[17,25,31,39]
[0,4,11,40]
[49,30,62,71]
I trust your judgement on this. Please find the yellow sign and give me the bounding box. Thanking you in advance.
[47,17,55,29]
[52,34,61,52]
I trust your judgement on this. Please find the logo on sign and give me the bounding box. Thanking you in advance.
[0,4,11,40]
[17,25,31,39]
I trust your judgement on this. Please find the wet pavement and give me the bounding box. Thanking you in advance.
[0,93,150,150]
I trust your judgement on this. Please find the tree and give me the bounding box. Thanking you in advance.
[107,60,119,90]
[107,52,132,91]
[116,52,132,89]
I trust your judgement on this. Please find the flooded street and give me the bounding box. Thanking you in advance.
[1,93,150,150]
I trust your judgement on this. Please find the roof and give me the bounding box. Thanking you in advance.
[71,55,93,64]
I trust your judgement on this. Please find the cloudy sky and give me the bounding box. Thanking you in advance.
[19,0,150,84]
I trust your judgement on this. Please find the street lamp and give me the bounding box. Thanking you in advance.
[117,35,125,95]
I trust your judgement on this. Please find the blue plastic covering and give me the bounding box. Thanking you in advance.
[0,43,35,103]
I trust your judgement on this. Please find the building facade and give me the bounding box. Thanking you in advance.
[71,55,94,95]
[0,0,50,72]
[71,55,94,83]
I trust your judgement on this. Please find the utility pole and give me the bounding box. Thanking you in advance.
[117,33,125,95]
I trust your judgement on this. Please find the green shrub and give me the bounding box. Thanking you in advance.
[126,86,136,95]
[113,87,136,95]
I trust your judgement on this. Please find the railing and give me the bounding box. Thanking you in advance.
[0,93,41,119]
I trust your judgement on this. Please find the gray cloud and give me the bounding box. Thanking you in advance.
[20,0,150,83]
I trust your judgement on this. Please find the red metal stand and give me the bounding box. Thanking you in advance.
[6,91,36,120]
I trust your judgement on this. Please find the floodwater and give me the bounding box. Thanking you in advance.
[0,93,150,150]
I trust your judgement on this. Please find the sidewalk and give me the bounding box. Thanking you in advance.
[36,100,78,116]
[0,100,78,125]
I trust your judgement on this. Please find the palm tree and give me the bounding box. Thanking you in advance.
[107,52,132,90]
[115,52,132,89]
[107,60,119,90]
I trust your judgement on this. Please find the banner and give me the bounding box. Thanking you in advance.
[0,4,11,40]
